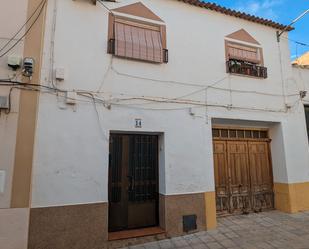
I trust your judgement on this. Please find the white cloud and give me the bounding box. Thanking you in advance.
[234,0,283,20]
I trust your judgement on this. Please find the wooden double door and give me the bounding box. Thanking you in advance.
[213,138,274,215]
[108,134,159,232]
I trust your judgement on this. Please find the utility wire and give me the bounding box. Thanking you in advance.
[97,0,114,15]
[0,0,46,54]
[281,36,309,48]
[0,0,47,58]
[112,66,217,88]
[173,76,228,100]
[277,9,309,40]
[110,66,299,97]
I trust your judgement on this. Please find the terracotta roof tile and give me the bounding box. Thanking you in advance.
[178,0,294,31]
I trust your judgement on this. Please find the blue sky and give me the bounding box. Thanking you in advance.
[208,0,309,59]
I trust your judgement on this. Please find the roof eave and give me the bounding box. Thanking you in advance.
[178,0,294,31]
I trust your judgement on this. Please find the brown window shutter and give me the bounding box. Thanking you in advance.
[124,24,133,58]
[131,26,140,59]
[152,30,163,63]
[112,18,165,63]
[139,28,148,61]
[145,29,154,62]
[227,43,261,64]
[115,22,126,57]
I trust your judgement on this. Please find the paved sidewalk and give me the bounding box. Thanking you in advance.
[122,211,309,249]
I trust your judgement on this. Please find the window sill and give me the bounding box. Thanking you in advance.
[227,72,268,79]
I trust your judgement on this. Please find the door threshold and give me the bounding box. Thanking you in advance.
[108,227,165,241]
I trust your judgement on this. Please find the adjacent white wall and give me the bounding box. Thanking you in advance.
[31,0,309,207]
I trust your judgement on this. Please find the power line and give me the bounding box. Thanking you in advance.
[281,36,309,48]
[0,0,47,58]
[277,9,309,42]
[173,76,228,100]
[0,0,46,54]
[97,0,114,15]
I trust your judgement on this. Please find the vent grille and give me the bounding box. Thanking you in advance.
[183,215,197,233]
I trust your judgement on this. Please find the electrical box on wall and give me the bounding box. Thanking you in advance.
[22,57,35,77]
[8,55,22,70]
[0,96,9,110]
[55,68,65,81]
[0,170,5,193]
[66,91,77,105]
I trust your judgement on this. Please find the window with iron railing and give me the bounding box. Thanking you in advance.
[107,15,168,64]
[226,59,268,78]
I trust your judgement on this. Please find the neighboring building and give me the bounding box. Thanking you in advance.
[293,51,309,67]
[1,0,309,248]
[293,61,309,139]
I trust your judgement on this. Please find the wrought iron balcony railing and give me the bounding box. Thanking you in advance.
[226,59,268,79]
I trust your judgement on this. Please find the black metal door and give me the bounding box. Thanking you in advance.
[108,134,159,232]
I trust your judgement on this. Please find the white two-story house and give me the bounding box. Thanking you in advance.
[1,0,309,248]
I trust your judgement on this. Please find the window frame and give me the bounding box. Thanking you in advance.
[304,105,309,140]
[107,13,168,64]
[225,40,264,66]
[224,40,267,79]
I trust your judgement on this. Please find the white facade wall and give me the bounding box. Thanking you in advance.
[0,0,28,209]
[31,0,309,208]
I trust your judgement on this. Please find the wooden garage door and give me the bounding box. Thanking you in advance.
[213,128,274,215]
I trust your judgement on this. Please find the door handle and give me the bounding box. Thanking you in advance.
[128,175,133,191]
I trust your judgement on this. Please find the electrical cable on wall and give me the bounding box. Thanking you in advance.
[96,56,114,93]
[111,65,205,88]
[277,40,288,109]
[49,0,58,89]
[0,78,301,114]
[172,76,228,100]
[110,65,300,97]
[0,79,301,115]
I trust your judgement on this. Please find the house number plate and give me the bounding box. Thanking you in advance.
[135,119,142,128]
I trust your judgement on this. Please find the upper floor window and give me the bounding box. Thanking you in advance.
[107,2,168,64]
[225,29,267,79]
